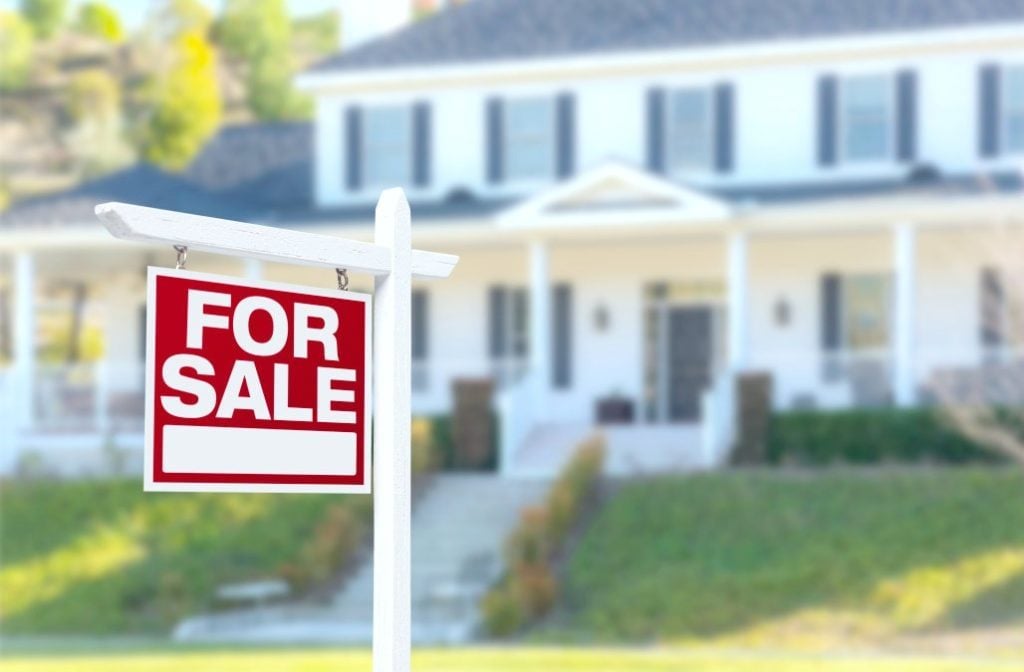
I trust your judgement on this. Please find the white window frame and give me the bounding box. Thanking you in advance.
[665,86,715,174]
[502,96,556,183]
[1003,64,1024,155]
[361,104,413,188]
[837,73,896,165]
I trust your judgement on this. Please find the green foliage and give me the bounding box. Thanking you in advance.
[766,408,1001,466]
[0,478,371,634]
[138,30,221,170]
[292,10,339,57]
[481,582,527,636]
[66,69,120,122]
[0,10,34,90]
[20,0,66,38]
[562,468,1024,644]
[75,1,123,42]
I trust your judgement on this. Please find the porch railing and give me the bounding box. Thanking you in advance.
[700,370,736,468]
[32,361,144,435]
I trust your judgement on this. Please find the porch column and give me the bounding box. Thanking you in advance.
[727,230,749,372]
[13,251,35,432]
[244,258,263,280]
[893,222,916,407]
[529,240,551,419]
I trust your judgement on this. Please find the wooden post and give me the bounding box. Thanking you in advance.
[373,189,412,672]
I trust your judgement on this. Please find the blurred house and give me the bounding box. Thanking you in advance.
[2,0,1024,476]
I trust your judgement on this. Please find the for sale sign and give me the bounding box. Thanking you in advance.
[144,268,371,493]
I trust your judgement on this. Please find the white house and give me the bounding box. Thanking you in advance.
[2,0,1024,476]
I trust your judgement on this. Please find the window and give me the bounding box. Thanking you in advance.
[488,286,529,386]
[363,105,411,186]
[667,87,713,172]
[840,74,892,162]
[504,97,555,181]
[1005,65,1024,154]
[412,290,428,392]
[841,274,891,350]
[980,268,1024,352]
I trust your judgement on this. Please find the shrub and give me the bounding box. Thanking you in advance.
[505,506,551,567]
[767,408,1001,466]
[283,504,363,590]
[511,563,557,618]
[481,584,525,637]
[411,416,440,475]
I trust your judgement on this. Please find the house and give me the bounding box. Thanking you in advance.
[2,0,1024,476]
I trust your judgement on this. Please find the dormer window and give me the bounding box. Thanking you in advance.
[667,87,713,172]
[363,105,412,186]
[839,74,892,162]
[1005,65,1024,154]
[504,97,555,181]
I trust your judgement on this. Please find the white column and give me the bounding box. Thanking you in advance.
[244,258,262,280]
[373,190,412,672]
[893,222,916,407]
[727,230,749,372]
[13,251,35,433]
[529,240,551,420]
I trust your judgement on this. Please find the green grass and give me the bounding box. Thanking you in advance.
[1,646,1021,672]
[0,478,371,634]
[559,467,1024,649]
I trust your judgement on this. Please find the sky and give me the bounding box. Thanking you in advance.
[2,0,341,28]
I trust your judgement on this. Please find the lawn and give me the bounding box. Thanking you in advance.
[0,478,371,634]
[1,646,1021,672]
[557,467,1024,652]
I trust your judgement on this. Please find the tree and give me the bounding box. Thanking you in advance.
[138,30,221,170]
[65,70,133,176]
[218,0,308,120]
[76,1,123,42]
[20,0,66,39]
[153,0,212,40]
[0,11,34,90]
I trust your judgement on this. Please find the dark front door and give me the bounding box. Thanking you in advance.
[666,306,713,421]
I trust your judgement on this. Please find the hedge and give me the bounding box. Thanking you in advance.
[766,408,1003,466]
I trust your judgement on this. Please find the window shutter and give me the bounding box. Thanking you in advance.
[488,286,507,358]
[979,64,1001,158]
[896,70,917,162]
[413,102,432,187]
[817,76,837,166]
[412,289,428,360]
[556,92,576,178]
[821,273,841,351]
[552,284,573,389]
[345,106,362,191]
[714,83,734,173]
[486,97,504,184]
[980,267,1004,347]
[646,87,666,173]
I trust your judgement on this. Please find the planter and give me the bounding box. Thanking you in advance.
[595,396,634,424]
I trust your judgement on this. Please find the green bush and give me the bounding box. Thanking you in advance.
[767,408,1001,466]
[481,583,525,637]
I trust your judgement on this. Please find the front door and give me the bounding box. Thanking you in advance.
[666,306,712,421]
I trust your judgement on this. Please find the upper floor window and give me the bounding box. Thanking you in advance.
[667,87,713,172]
[840,74,892,162]
[1005,65,1024,154]
[504,97,555,181]
[363,105,412,186]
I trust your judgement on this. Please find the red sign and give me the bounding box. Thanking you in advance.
[144,268,371,493]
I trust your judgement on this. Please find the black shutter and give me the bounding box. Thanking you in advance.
[556,92,576,178]
[817,75,838,166]
[896,70,917,162]
[345,106,362,190]
[412,290,428,360]
[979,64,1001,158]
[413,102,431,187]
[553,284,572,389]
[646,87,666,173]
[486,97,504,184]
[512,289,529,357]
[821,273,841,351]
[980,267,1004,347]
[488,286,507,358]
[714,83,734,173]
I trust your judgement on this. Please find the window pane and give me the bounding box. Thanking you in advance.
[842,75,890,162]
[505,98,554,180]
[363,106,411,185]
[1006,66,1024,153]
[842,274,890,350]
[668,88,711,171]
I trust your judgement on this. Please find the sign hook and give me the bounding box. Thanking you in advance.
[174,245,188,270]
[336,268,349,291]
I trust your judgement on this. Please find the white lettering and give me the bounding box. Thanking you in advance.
[273,362,313,422]
[294,302,339,361]
[233,296,288,357]
[216,360,271,420]
[317,367,357,423]
[160,354,216,418]
[186,290,230,349]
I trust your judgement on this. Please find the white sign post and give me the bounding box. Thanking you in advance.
[96,188,456,672]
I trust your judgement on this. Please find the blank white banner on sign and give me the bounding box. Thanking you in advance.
[162,425,357,475]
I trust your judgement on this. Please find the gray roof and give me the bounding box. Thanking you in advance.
[311,0,1024,74]
[0,164,249,229]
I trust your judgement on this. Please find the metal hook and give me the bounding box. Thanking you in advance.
[336,268,349,291]
[174,245,188,270]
